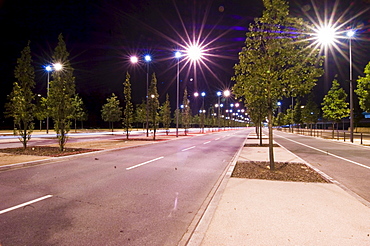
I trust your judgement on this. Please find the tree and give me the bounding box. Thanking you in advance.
[301,94,320,132]
[71,94,87,132]
[135,101,146,129]
[182,88,191,135]
[34,95,48,131]
[101,93,122,132]
[355,61,370,113]
[321,78,349,138]
[4,42,35,149]
[48,34,76,151]
[233,0,323,170]
[293,98,303,127]
[148,73,160,140]
[160,94,171,135]
[123,72,134,139]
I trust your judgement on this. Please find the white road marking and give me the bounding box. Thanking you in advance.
[181,146,196,152]
[203,141,211,145]
[276,134,370,170]
[215,138,220,140]
[0,195,53,215]
[126,156,164,170]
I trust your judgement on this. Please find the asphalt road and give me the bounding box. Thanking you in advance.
[274,130,370,203]
[0,129,251,246]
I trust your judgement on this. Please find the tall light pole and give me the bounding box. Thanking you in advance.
[216,91,222,130]
[45,65,52,134]
[201,92,206,133]
[45,63,62,134]
[175,51,182,137]
[144,54,151,137]
[347,30,355,143]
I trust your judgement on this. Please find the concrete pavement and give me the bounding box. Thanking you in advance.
[188,133,370,246]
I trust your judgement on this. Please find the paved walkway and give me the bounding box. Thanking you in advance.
[188,133,370,246]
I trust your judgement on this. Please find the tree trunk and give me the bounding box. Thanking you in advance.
[268,107,275,171]
[259,122,263,146]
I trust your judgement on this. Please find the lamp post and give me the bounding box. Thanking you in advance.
[45,65,52,134]
[144,54,151,137]
[201,92,206,133]
[175,51,182,137]
[347,30,355,143]
[216,91,222,130]
[45,63,62,134]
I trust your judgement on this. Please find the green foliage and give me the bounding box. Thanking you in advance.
[302,94,320,125]
[232,0,323,169]
[123,72,134,139]
[148,73,160,140]
[34,95,48,130]
[356,61,370,112]
[135,101,146,129]
[293,99,303,125]
[321,78,349,123]
[4,42,35,149]
[160,94,171,134]
[182,88,191,134]
[48,34,76,151]
[71,94,87,131]
[101,93,122,132]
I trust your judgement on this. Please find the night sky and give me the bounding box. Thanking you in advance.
[1,0,370,127]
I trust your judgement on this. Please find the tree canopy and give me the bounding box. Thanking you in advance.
[233,0,323,170]
[5,41,35,149]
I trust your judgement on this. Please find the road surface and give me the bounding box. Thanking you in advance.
[0,129,251,245]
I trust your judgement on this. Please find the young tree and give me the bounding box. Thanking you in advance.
[355,61,370,113]
[293,99,303,128]
[322,78,349,138]
[4,42,35,149]
[48,34,76,151]
[135,101,146,129]
[301,94,320,132]
[182,88,191,135]
[233,0,323,170]
[123,72,134,139]
[71,94,87,132]
[148,73,160,140]
[34,96,48,131]
[101,93,122,132]
[160,94,171,135]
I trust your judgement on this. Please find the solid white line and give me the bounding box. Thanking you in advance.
[215,138,220,140]
[203,141,211,145]
[0,195,53,215]
[276,134,370,170]
[126,156,164,170]
[181,146,196,152]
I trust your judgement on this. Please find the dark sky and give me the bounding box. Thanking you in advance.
[1,0,370,127]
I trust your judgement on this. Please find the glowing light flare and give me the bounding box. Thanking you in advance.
[315,25,338,46]
[185,44,204,62]
[53,63,63,71]
[130,56,138,64]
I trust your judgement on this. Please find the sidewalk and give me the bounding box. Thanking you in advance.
[189,134,370,246]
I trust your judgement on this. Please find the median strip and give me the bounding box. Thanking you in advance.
[0,195,53,215]
[126,156,164,170]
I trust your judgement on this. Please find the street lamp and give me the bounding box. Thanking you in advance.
[45,65,52,134]
[175,51,182,137]
[144,54,152,137]
[44,63,62,134]
[201,92,206,133]
[347,29,355,143]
